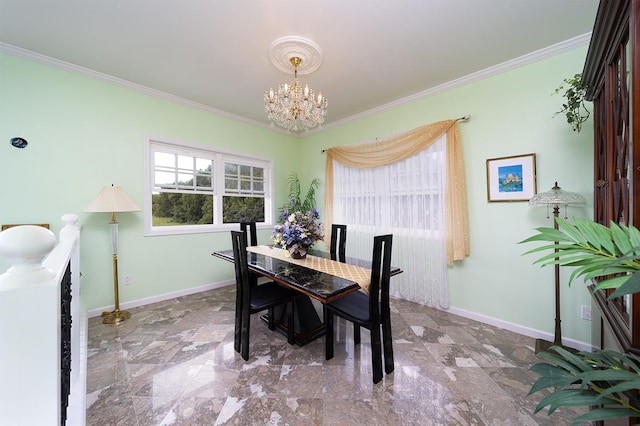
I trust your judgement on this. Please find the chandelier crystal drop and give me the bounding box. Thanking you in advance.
[264,57,328,133]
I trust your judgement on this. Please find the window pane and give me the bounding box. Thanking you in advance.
[224,162,265,196]
[177,155,193,170]
[177,172,193,187]
[155,171,176,188]
[195,158,211,171]
[152,193,213,226]
[154,152,214,192]
[223,196,265,223]
[225,178,238,191]
[155,152,174,167]
[240,165,251,177]
[195,174,212,188]
[225,163,238,175]
[195,159,213,189]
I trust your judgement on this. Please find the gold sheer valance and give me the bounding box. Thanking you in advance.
[324,119,470,264]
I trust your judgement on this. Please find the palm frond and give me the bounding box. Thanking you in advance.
[278,172,320,222]
[521,217,640,424]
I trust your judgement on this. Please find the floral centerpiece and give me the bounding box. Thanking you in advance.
[272,208,324,259]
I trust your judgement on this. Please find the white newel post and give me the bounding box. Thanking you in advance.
[0,214,83,426]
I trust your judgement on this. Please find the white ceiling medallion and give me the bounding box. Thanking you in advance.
[268,36,323,75]
[264,36,328,133]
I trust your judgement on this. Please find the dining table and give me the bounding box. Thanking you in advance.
[212,244,402,345]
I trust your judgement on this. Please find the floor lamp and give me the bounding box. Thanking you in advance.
[529,182,586,353]
[83,185,141,325]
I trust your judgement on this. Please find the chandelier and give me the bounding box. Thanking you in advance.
[264,56,328,133]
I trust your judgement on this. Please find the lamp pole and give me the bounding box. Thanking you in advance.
[529,182,586,353]
[552,204,562,346]
[102,211,130,324]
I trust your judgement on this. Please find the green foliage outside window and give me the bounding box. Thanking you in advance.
[152,193,265,225]
[152,193,213,226]
[222,196,265,223]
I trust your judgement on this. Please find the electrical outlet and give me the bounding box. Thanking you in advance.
[581,305,592,321]
[124,275,132,286]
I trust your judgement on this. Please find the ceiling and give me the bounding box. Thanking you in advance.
[0,1,600,134]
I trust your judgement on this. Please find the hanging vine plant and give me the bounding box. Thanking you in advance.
[553,73,591,132]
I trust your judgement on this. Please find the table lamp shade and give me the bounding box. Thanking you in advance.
[83,185,141,213]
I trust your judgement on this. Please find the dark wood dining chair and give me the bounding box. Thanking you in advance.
[239,222,259,288]
[231,230,295,360]
[239,221,258,246]
[330,224,347,262]
[324,234,394,384]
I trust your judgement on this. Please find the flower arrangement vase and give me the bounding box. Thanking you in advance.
[291,251,306,259]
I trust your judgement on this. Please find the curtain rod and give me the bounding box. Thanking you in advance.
[321,114,471,153]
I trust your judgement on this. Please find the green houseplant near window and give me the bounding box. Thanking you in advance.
[520,217,640,424]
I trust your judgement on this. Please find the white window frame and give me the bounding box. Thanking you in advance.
[143,136,274,236]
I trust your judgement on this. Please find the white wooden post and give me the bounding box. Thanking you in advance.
[0,224,60,425]
[0,214,83,426]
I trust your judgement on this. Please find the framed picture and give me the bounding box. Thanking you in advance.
[486,153,536,202]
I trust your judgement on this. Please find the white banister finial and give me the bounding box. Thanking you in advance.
[60,213,80,240]
[61,213,79,229]
[0,225,56,288]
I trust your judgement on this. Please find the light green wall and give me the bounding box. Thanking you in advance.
[301,46,594,345]
[0,52,299,311]
[1,45,594,345]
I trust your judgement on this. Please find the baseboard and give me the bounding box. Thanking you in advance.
[445,305,593,352]
[87,280,235,318]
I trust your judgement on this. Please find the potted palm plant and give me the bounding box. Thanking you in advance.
[520,217,640,424]
[273,172,324,257]
[277,172,320,222]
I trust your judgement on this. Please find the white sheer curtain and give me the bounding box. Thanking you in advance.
[332,134,449,308]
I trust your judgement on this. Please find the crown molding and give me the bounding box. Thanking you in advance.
[1,33,591,138]
[0,42,271,131]
[320,33,592,133]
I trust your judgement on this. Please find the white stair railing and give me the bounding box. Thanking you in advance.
[0,214,85,425]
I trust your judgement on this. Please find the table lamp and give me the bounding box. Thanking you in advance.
[83,185,141,324]
[529,181,586,353]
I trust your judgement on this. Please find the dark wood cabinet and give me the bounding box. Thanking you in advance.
[583,0,640,370]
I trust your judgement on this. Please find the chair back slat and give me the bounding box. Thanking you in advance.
[231,230,251,308]
[330,224,347,262]
[369,234,393,324]
[239,222,258,246]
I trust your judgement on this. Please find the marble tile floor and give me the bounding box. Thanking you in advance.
[86,286,588,425]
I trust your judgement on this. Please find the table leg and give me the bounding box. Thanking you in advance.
[261,295,325,346]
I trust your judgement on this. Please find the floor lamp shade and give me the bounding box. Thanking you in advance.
[83,185,140,324]
[529,182,586,352]
[529,181,586,217]
[83,185,141,214]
